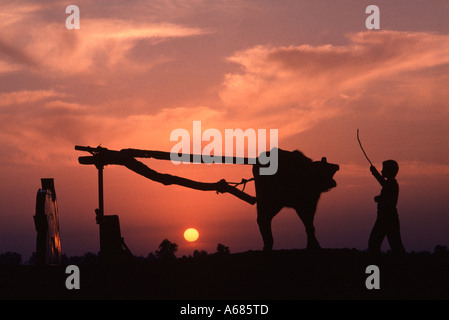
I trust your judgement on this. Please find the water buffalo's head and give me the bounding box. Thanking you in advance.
[311,157,339,192]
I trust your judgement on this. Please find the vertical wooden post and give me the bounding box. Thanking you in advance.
[97,165,104,217]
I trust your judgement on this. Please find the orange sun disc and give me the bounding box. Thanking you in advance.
[184,228,199,242]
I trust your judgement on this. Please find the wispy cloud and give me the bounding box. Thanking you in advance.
[0,4,209,76]
[0,89,223,166]
[219,31,449,136]
[2,30,449,166]
[0,90,63,107]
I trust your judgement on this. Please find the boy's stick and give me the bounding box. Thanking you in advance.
[357,129,373,166]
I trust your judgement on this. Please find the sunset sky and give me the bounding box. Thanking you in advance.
[1,0,448,260]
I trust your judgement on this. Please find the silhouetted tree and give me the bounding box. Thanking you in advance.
[434,245,448,257]
[155,239,178,259]
[146,252,157,261]
[0,251,22,265]
[26,252,68,265]
[193,249,208,258]
[66,252,98,264]
[67,255,84,265]
[83,252,99,264]
[216,243,230,255]
[61,253,69,265]
[26,252,37,265]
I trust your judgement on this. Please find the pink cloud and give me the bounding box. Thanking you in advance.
[2,30,449,169]
[0,90,63,107]
[220,31,449,137]
[0,4,208,77]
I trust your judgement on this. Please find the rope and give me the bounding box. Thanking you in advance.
[228,177,255,192]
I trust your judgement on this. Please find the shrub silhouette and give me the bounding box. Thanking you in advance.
[155,239,178,259]
[216,243,230,255]
[0,251,22,265]
[193,249,208,258]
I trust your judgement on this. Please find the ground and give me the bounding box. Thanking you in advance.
[1,248,448,300]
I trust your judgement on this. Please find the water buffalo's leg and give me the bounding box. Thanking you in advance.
[257,212,274,252]
[257,203,281,252]
[296,208,321,250]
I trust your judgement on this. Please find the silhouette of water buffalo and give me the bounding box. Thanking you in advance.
[252,148,339,251]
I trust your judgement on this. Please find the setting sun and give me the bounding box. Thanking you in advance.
[184,228,199,242]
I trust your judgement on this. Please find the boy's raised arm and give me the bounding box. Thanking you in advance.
[370,165,385,186]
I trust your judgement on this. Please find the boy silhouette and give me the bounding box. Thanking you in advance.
[368,160,406,255]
